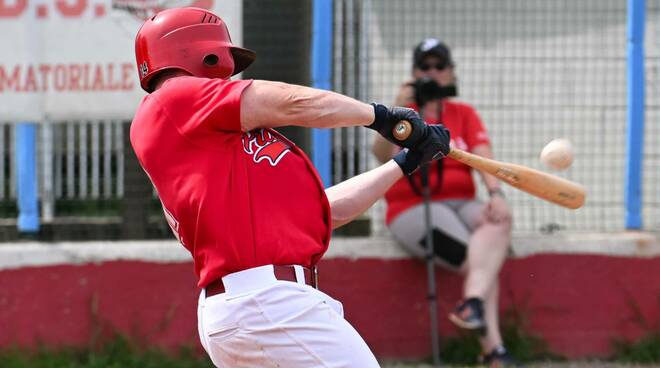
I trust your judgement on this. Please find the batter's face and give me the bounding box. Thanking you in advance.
[413,55,456,86]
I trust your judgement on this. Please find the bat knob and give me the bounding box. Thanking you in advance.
[393,120,412,141]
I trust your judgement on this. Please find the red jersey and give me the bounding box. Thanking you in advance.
[385,99,490,224]
[130,76,331,287]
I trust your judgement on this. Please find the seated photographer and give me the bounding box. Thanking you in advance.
[371,38,516,367]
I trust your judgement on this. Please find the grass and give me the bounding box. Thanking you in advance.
[612,333,660,363]
[609,289,660,363]
[1,332,659,368]
[436,321,561,365]
[0,336,212,368]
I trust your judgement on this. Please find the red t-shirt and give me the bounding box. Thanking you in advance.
[130,76,331,287]
[385,99,490,224]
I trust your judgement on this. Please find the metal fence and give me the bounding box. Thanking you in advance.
[333,0,660,234]
[1,1,659,236]
[0,121,125,220]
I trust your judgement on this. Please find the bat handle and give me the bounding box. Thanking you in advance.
[393,120,413,141]
[395,121,455,159]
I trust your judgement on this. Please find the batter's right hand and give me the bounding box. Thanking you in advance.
[393,148,422,176]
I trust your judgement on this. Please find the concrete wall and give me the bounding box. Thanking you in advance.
[1,233,659,359]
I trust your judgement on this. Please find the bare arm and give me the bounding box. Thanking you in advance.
[240,80,374,132]
[371,134,398,163]
[472,143,511,223]
[325,161,403,229]
[472,143,502,193]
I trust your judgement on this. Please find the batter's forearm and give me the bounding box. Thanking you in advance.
[371,134,398,163]
[241,80,374,131]
[325,161,403,229]
[283,88,374,128]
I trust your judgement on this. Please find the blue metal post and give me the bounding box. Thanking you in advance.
[311,0,333,187]
[625,0,645,229]
[16,123,40,233]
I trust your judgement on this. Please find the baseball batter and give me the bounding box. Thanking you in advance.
[130,7,450,368]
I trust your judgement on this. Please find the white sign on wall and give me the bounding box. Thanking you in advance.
[0,0,243,122]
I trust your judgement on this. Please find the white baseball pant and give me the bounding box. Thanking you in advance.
[197,265,381,367]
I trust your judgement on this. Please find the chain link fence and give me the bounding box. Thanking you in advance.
[1,1,658,238]
[333,0,660,234]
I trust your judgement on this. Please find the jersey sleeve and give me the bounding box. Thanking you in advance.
[462,105,491,151]
[158,77,253,133]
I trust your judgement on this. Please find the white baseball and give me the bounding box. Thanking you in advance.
[540,138,574,171]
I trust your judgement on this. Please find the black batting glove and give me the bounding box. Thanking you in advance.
[368,103,426,148]
[393,149,423,176]
[415,125,451,164]
[367,103,451,163]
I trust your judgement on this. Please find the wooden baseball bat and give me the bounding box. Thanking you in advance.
[393,121,586,209]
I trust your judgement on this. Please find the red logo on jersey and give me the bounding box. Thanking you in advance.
[162,205,185,247]
[242,129,291,166]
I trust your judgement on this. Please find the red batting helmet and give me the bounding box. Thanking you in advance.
[135,7,256,92]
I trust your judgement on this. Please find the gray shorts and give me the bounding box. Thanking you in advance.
[389,200,484,271]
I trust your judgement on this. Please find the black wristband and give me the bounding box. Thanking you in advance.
[393,149,421,176]
[369,103,388,131]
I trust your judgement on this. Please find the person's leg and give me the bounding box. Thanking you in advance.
[389,202,470,271]
[391,202,513,361]
[480,279,503,353]
[391,202,494,336]
[251,283,381,367]
[458,201,511,304]
[456,200,511,355]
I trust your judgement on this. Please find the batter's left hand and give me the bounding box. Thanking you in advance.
[484,194,511,224]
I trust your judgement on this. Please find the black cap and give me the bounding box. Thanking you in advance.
[413,38,454,68]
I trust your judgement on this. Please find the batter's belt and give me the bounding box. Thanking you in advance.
[205,265,318,298]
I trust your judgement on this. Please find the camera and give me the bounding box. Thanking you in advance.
[411,77,457,107]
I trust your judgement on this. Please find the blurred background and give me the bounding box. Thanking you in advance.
[0,0,659,367]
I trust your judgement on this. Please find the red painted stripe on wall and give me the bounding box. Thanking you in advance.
[0,255,659,359]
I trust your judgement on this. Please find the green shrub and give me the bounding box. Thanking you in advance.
[610,290,660,363]
[612,333,660,363]
[436,302,563,365]
[0,336,213,368]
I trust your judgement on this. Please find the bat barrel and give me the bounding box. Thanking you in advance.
[448,148,586,210]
